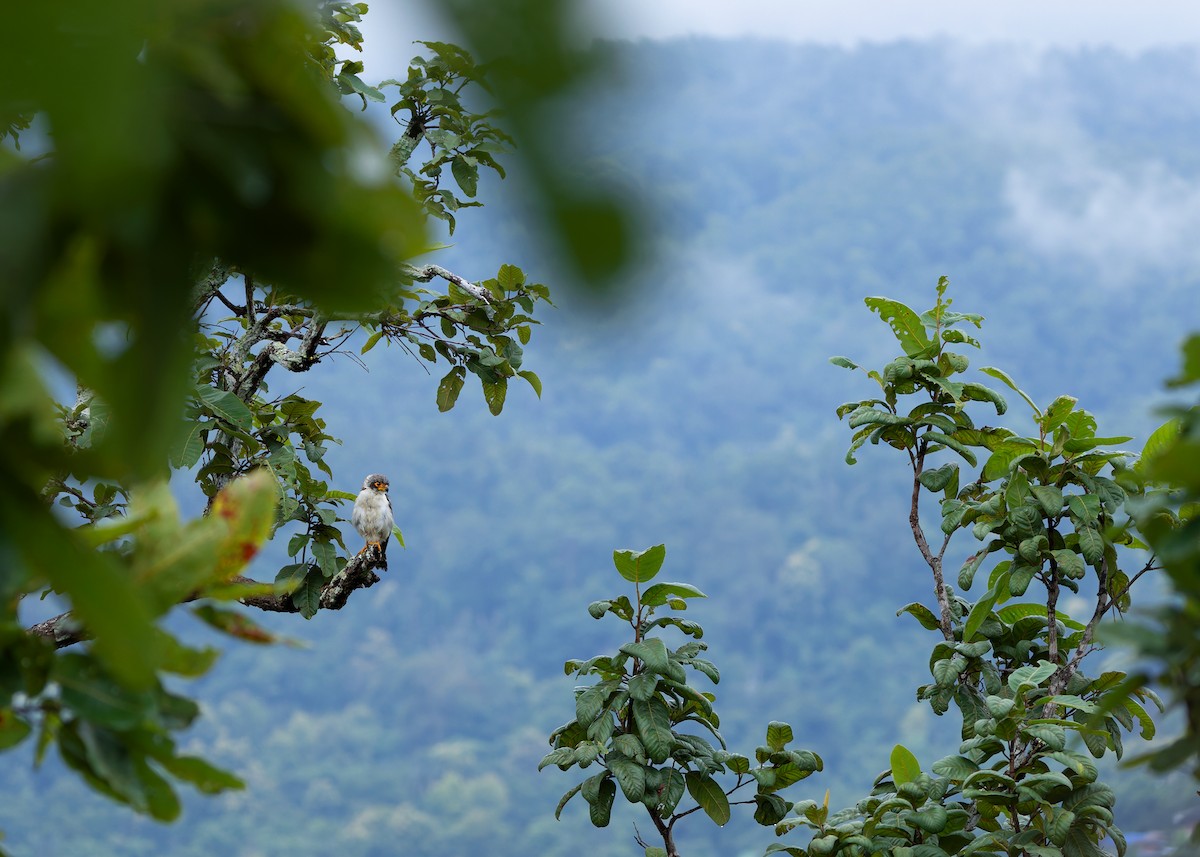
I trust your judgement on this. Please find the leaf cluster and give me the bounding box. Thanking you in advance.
[543,546,821,852]
[810,280,1163,857]
[381,41,514,232]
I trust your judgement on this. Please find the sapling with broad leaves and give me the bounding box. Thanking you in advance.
[543,544,823,857]
[765,279,1162,857]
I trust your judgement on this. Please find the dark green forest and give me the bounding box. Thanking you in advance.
[5,38,1200,856]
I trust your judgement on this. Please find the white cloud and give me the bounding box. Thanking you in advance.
[1004,159,1200,277]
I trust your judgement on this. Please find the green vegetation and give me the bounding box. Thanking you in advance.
[2,22,1200,857]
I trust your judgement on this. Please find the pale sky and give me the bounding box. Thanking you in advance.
[581,0,1200,50]
[374,1,1200,53]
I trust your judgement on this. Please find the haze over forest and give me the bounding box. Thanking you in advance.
[5,36,1200,857]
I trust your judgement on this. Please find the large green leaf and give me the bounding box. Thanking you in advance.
[589,776,616,827]
[613,544,666,583]
[890,743,922,785]
[1077,527,1105,566]
[640,582,707,607]
[620,638,670,675]
[436,366,466,412]
[963,590,999,643]
[3,492,160,688]
[897,602,943,630]
[982,438,1038,481]
[766,721,794,751]
[632,697,673,763]
[864,297,932,356]
[56,655,155,732]
[979,366,1040,416]
[607,754,647,801]
[194,385,254,433]
[685,771,731,825]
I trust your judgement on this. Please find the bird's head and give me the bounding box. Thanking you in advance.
[362,473,390,493]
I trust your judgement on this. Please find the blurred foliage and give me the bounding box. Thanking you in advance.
[1116,335,1200,784]
[0,0,605,834]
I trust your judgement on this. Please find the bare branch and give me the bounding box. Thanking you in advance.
[909,444,954,640]
[403,263,492,303]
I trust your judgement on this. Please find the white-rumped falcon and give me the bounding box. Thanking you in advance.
[352,473,393,569]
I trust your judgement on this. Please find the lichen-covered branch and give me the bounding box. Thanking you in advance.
[25,549,388,649]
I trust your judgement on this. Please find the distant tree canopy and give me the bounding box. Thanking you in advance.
[3,9,1200,855]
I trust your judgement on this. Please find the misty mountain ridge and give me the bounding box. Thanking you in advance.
[3,37,1199,857]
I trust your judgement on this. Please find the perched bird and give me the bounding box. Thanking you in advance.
[352,473,393,569]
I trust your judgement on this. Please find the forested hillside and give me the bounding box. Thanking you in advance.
[4,38,1199,856]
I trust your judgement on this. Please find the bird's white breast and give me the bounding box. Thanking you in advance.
[352,490,393,538]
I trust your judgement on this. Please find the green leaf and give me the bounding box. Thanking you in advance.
[958,549,991,591]
[291,566,324,619]
[848,407,909,430]
[963,590,999,643]
[919,463,959,493]
[766,721,794,751]
[1008,661,1058,695]
[641,582,706,607]
[961,383,1007,415]
[628,672,658,701]
[830,356,859,370]
[0,710,32,750]
[482,378,507,415]
[56,654,154,731]
[555,782,582,820]
[1041,396,1077,433]
[589,776,616,827]
[897,602,942,631]
[607,754,647,801]
[755,793,791,826]
[1067,494,1101,524]
[925,432,978,466]
[517,369,542,398]
[685,771,731,825]
[982,439,1038,481]
[169,419,207,469]
[1031,485,1065,517]
[890,744,921,785]
[360,330,384,354]
[911,805,949,833]
[1050,549,1086,580]
[621,638,670,675]
[1077,527,1105,566]
[632,697,674,763]
[497,263,525,290]
[154,754,244,794]
[931,755,979,779]
[575,680,619,725]
[538,747,576,771]
[979,366,1040,416]
[865,297,932,356]
[436,366,466,412]
[1123,698,1156,739]
[613,544,666,583]
[451,156,479,197]
[195,385,254,433]
[190,604,280,645]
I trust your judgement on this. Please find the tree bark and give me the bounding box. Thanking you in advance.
[26,548,388,649]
